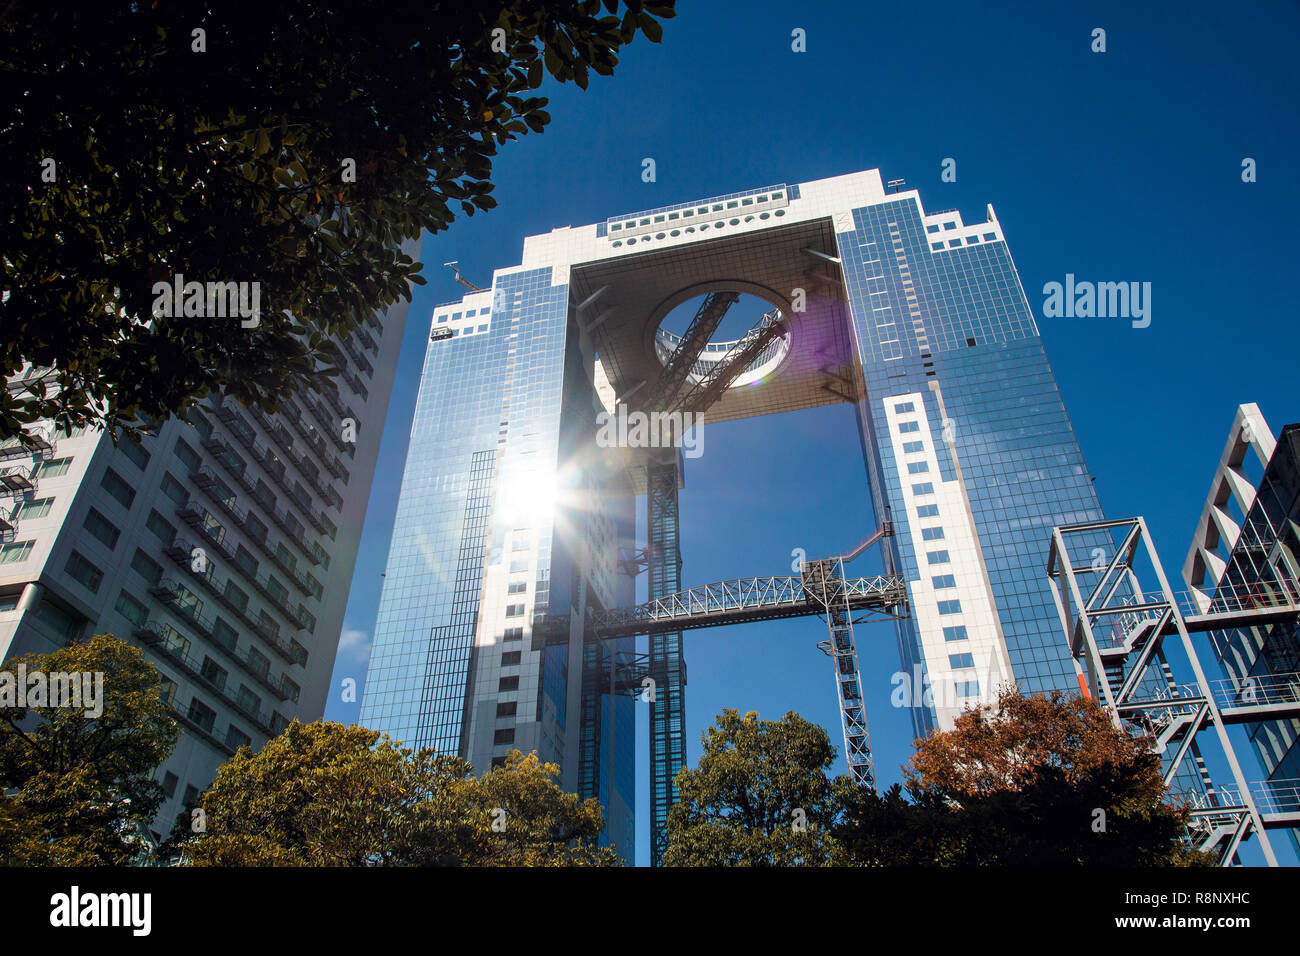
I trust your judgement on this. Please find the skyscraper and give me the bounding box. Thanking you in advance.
[359,169,1105,862]
[0,248,417,839]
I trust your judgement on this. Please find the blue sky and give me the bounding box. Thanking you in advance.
[324,1,1300,865]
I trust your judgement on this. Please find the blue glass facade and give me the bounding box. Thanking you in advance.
[837,196,1105,734]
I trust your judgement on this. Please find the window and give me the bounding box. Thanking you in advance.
[505,603,525,617]
[938,599,962,615]
[943,625,968,642]
[225,726,252,751]
[926,224,939,234]
[100,468,136,508]
[496,701,517,718]
[902,441,924,453]
[187,699,216,733]
[212,617,238,651]
[145,509,176,544]
[503,627,523,642]
[235,685,261,715]
[927,550,950,564]
[281,677,300,704]
[494,729,516,746]
[916,504,939,518]
[501,651,521,666]
[162,772,178,798]
[943,221,956,231]
[509,559,528,573]
[507,581,527,594]
[246,646,270,679]
[0,541,34,564]
[912,482,934,496]
[498,676,519,692]
[159,472,188,506]
[234,545,258,577]
[511,537,529,551]
[64,551,103,593]
[82,508,120,549]
[983,232,997,241]
[174,439,201,473]
[225,580,249,613]
[37,457,73,478]
[898,421,920,434]
[13,497,53,519]
[894,402,915,414]
[200,656,228,691]
[949,653,975,669]
[183,784,200,806]
[921,527,945,541]
[907,461,929,474]
[114,590,149,626]
[948,239,962,248]
[130,549,162,585]
[932,574,956,589]
[119,439,150,471]
[956,680,981,698]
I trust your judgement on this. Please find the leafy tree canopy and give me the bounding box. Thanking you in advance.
[664,709,845,866]
[170,721,620,865]
[1,0,675,442]
[835,688,1215,866]
[0,634,180,865]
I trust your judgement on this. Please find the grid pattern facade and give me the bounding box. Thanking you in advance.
[837,197,1105,732]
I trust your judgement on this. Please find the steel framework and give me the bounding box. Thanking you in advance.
[1047,517,1300,865]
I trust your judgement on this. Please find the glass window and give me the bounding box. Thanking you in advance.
[119,439,151,471]
[921,527,945,540]
[912,482,934,496]
[943,625,968,642]
[902,441,924,453]
[100,468,136,509]
[956,680,981,698]
[907,461,929,474]
[82,508,120,549]
[932,574,956,588]
[145,509,176,544]
[64,550,103,593]
[927,550,950,564]
[501,651,521,666]
[130,549,162,585]
[916,504,939,517]
[174,439,201,473]
[113,590,148,626]
[36,457,73,478]
[14,497,53,519]
[938,599,962,614]
[949,653,975,668]
[898,421,920,433]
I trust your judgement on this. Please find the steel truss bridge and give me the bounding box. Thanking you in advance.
[531,572,907,643]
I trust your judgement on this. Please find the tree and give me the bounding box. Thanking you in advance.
[171,721,619,865]
[1,0,675,443]
[835,688,1214,866]
[0,634,180,865]
[663,709,844,866]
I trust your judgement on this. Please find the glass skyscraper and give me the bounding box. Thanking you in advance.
[359,169,1105,859]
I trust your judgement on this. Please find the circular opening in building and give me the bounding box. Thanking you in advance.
[653,291,790,390]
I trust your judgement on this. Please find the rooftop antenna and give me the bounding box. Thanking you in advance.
[886,178,906,193]
[443,260,485,292]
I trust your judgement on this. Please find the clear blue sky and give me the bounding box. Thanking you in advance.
[324,0,1300,865]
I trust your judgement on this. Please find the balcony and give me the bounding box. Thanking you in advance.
[165,513,302,624]
[183,476,318,596]
[0,464,36,496]
[353,325,377,354]
[154,559,309,667]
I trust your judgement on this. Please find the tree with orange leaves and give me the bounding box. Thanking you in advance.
[835,688,1214,866]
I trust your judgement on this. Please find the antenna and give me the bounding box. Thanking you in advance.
[443,260,485,292]
[886,178,906,193]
